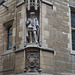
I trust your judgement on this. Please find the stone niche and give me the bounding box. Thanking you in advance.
[25,47,40,72]
[25,0,40,45]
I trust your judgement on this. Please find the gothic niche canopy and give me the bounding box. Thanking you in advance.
[26,0,40,44]
[26,0,40,10]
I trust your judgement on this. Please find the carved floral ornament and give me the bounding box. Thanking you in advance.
[26,0,40,10]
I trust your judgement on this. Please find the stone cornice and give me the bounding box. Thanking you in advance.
[3,17,14,25]
[16,1,25,7]
[15,46,54,54]
[42,0,53,7]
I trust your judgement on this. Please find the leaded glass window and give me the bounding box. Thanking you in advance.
[7,26,12,50]
[71,11,75,51]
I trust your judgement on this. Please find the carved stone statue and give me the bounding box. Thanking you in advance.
[26,12,39,44]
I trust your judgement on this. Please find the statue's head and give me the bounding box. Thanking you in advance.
[30,12,35,18]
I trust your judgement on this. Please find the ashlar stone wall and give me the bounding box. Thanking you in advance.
[0,0,75,75]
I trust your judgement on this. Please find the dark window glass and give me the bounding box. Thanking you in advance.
[71,11,75,51]
[7,26,12,50]
[72,30,75,50]
[71,11,75,28]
